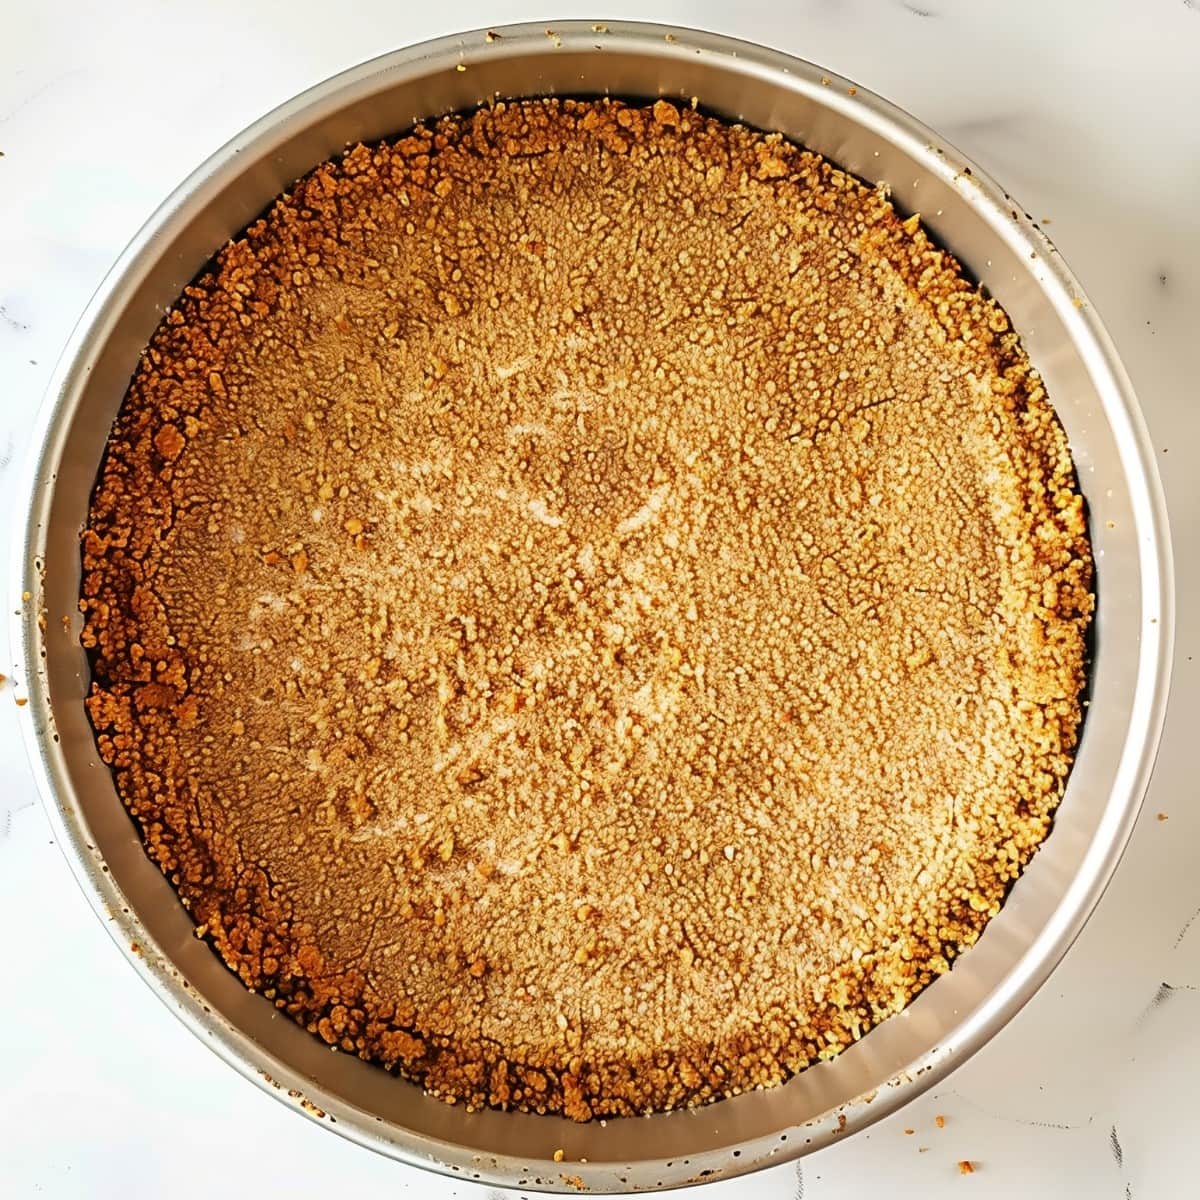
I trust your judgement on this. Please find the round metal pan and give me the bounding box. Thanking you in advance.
[10,19,1174,1193]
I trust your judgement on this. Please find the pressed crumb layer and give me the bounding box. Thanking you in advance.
[81,98,1092,1120]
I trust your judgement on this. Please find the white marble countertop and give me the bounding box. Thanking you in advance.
[2,2,1197,1196]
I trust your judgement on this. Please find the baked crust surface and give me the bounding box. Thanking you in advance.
[81,98,1092,1119]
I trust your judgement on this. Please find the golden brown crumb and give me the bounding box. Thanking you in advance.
[936,1114,947,1129]
[1157,812,1168,822]
[553,1148,565,1163]
[904,1128,915,1135]
[958,1160,976,1175]
[80,98,1091,1121]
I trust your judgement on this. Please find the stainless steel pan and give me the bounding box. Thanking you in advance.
[11,20,1173,1192]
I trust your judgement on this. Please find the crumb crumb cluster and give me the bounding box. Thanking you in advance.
[81,98,1092,1120]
